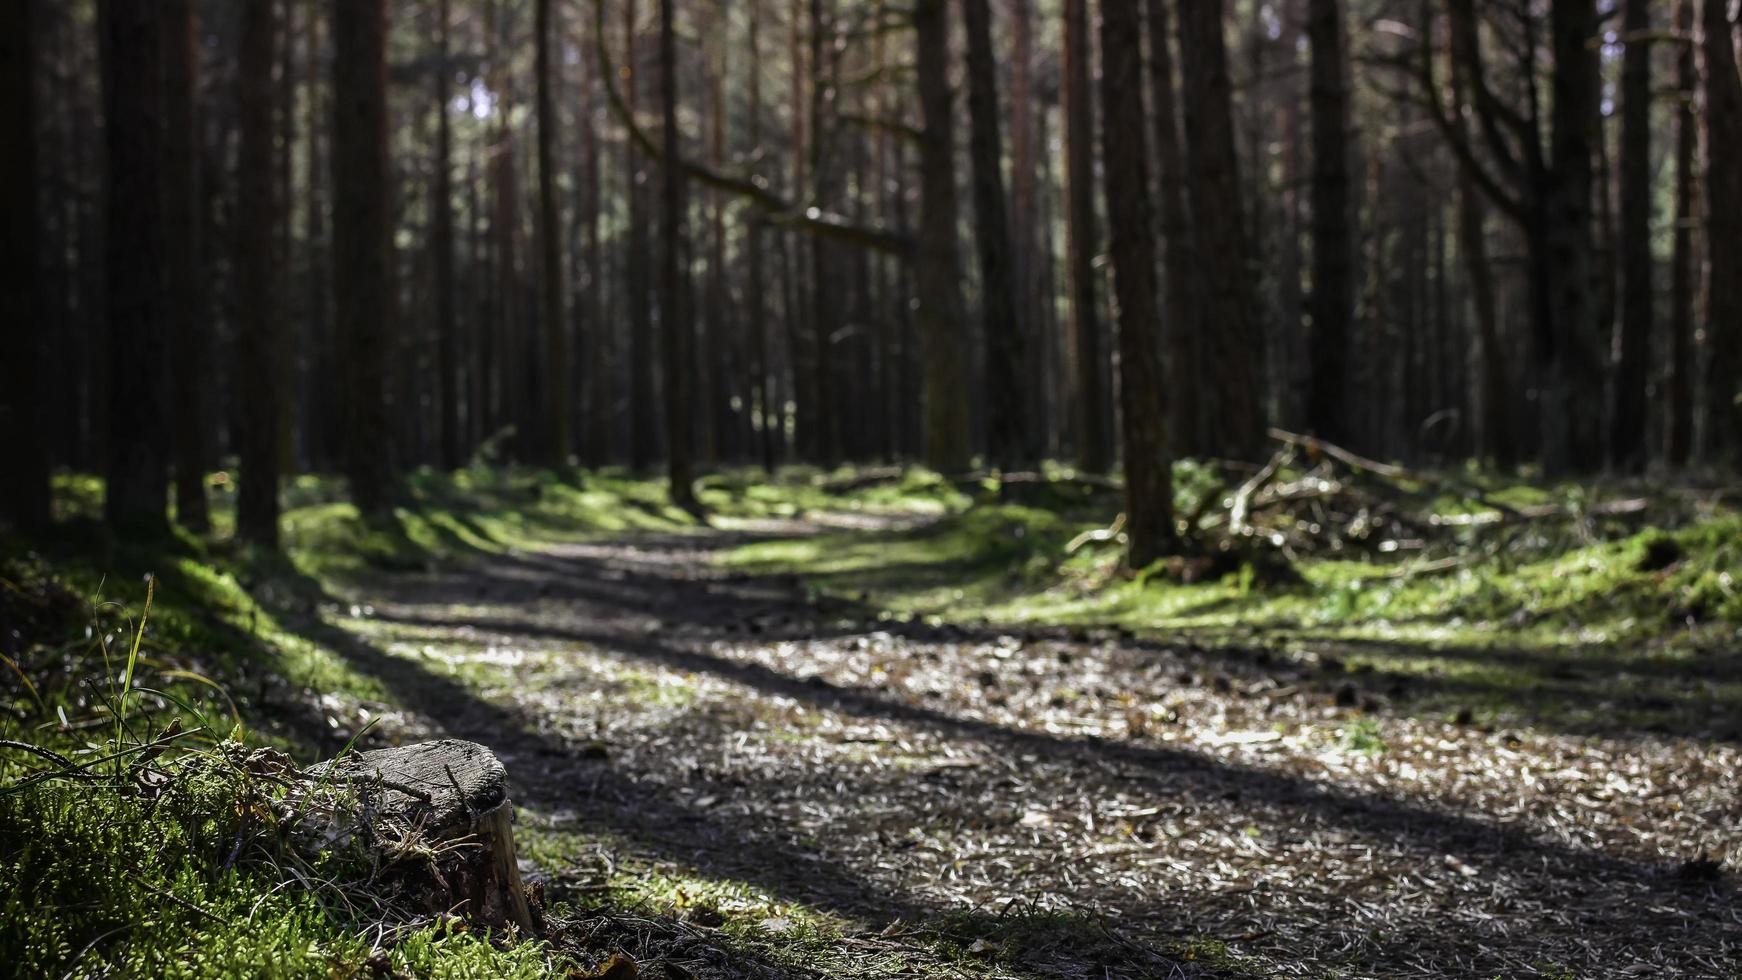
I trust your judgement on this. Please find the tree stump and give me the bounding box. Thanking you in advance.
[313,738,536,934]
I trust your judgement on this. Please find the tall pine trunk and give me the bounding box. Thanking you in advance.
[962,0,1031,468]
[536,0,571,466]
[238,0,282,545]
[1666,0,1697,466]
[1062,0,1110,473]
[0,0,49,530]
[434,0,461,470]
[1100,0,1176,567]
[1702,0,1742,463]
[100,0,171,535]
[1306,0,1355,445]
[1610,0,1653,470]
[914,0,971,472]
[659,0,697,508]
[331,0,395,515]
[1178,0,1266,457]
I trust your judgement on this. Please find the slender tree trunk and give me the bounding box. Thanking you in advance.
[659,0,697,508]
[1178,0,1266,456]
[581,8,610,466]
[626,0,657,470]
[0,0,49,530]
[434,0,461,470]
[1306,0,1355,445]
[1145,0,1199,457]
[747,0,775,472]
[961,0,1031,467]
[1100,0,1176,567]
[1063,0,1110,473]
[100,0,171,535]
[807,0,838,464]
[304,1,334,472]
[536,0,571,466]
[331,0,395,515]
[914,0,971,472]
[1609,0,1653,470]
[238,0,283,545]
[159,0,210,532]
[1666,0,1697,466]
[1010,0,1041,450]
[1702,0,1742,463]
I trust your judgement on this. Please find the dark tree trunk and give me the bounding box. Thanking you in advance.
[0,0,49,530]
[626,0,657,471]
[659,0,697,509]
[747,0,775,473]
[1062,0,1111,473]
[962,0,1031,468]
[1702,0,1742,463]
[434,0,461,470]
[581,6,610,466]
[806,0,838,465]
[914,0,971,472]
[1538,0,1603,474]
[1610,0,1653,471]
[1178,0,1266,457]
[1144,0,1200,458]
[331,0,395,515]
[536,0,571,467]
[100,0,171,535]
[1666,0,1697,466]
[238,0,282,546]
[1306,0,1355,446]
[161,0,209,532]
[1100,0,1176,568]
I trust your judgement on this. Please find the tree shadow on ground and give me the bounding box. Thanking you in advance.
[247,520,1739,978]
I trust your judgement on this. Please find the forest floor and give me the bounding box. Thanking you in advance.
[5,467,1741,978]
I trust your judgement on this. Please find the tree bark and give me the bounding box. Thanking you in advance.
[100,0,171,535]
[1178,0,1266,457]
[1610,0,1653,471]
[1144,0,1201,457]
[0,0,49,531]
[1667,0,1697,466]
[331,0,396,516]
[1702,0,1742,463]
[625,0,658,471]
[1062,0,1111,473]
[1100,0,1177,567]
[238,0,283,546]
[1306,0,1355,446]
[914,0,971,472]
[536,0,571,467]
[161,0,209,533]
[434,0,461,471]
[659,0,698,509]
[962,0,1032,468]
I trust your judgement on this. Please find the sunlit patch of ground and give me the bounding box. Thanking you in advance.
[310,513,1741,979]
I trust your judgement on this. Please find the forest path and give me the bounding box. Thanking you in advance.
[316,514,1741,979]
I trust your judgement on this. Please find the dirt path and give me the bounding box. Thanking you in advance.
[313,517,1741,979]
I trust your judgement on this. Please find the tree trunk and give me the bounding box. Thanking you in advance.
[1145,0,1200,457]
[1062,0,1111,473]
[962,0,1031,468]
[1100,0,1176,567]
[1538,0,1603,475]
[536,0,571,467]
[160,0,210,533]
[1177,0,1266,457]
[0,0,49,531]
[914,0,971,472]
[1702,0,1742,463]
[1666,0,1697,466]
[746,0,774,473]
[100,0,171,535]
[659,0,697,509]
[1609,0,1653,471]
[434,0,461,471]
[238,0,282,546]
[331,0,396,516]
[625,0,658,471]
[1306,0,1355,446]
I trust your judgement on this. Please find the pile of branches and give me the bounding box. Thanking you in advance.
[1185,429,1655,569]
